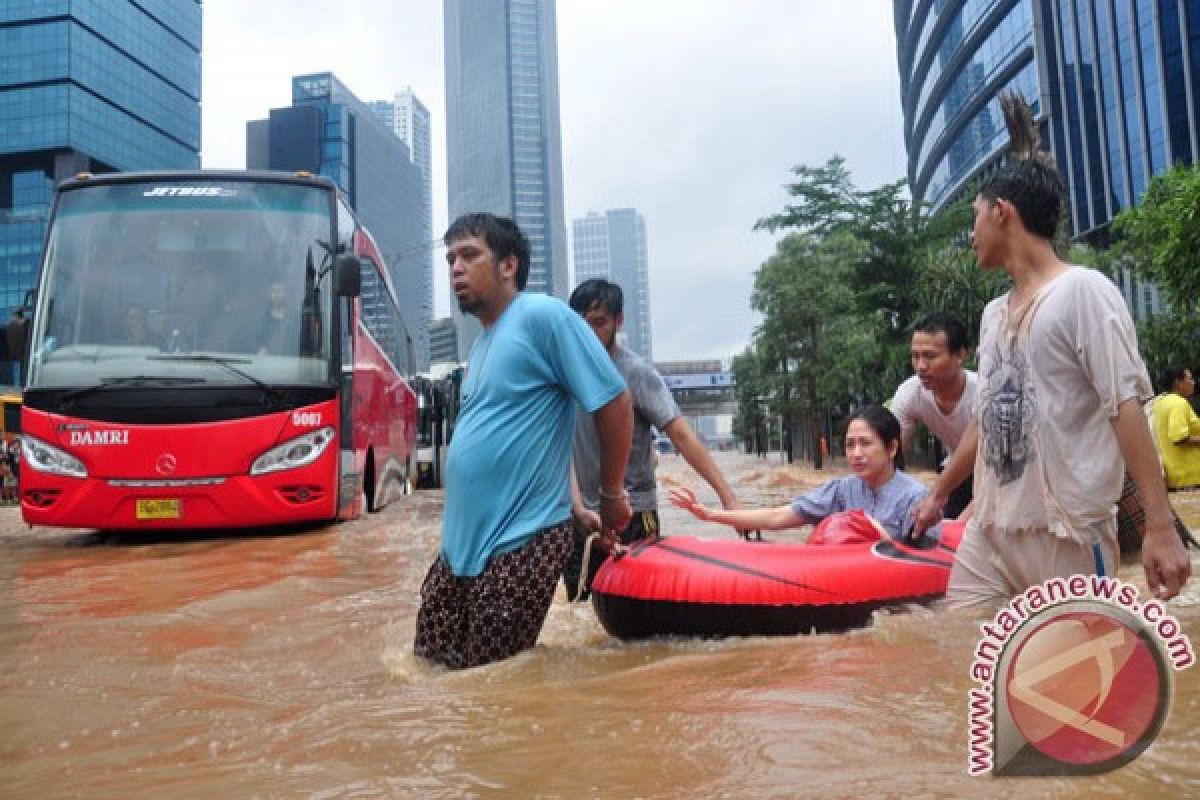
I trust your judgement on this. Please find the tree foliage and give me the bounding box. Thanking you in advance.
[1108,163,1200,386]
[731,347,767,453]
[746,156,990,466]
[754,156,859,238]
[749,232,864,466]
[912,245,1008,352]
[1137,312,1200,391]
[1113,163,1200,313]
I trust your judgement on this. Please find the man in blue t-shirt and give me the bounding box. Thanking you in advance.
[413,214,633,669]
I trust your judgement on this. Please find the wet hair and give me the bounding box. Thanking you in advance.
[443,213,531,290]
[1161,366,1193,393]
[977,91,1065,240]
[846,404,905,470]
[569,278,623,317]
[913,312,969,352]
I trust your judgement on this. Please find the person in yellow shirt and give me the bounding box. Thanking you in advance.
[1153,367,1200,490]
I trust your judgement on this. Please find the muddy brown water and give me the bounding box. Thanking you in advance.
[1,453,1198,798]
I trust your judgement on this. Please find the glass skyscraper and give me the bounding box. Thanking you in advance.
[896,0,1200,235]
[1036,0,1198,238]
[895,0,1040,217]
[573,209,653,361]
[444,0,568,358]
[895,0,1200,318]
[0,0,201,318]
[369,88,434,369]
[248,73,431,370]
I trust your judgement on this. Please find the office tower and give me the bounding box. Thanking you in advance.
[248,73,430,369]
[0,1,201,317]
[428,316,460,365]
[444,0,568,358]
[893,0,1200,319]
[572,209,653,361]
[369,89,434,351]
[895,1,1039,217]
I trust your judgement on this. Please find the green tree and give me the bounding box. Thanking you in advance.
[732,347,769,455]
[1108,163,1200,386]
[913,245,1008,351]
[850,182,968,327]
[756,159,970,326]
[744,156,1008,463]
[1113,163,1200,313]
[755,158,974,392]
[754,156,859,238]
[1138,313,1200,390]
[751,232,860,467]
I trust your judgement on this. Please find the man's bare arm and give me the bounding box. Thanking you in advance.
[910,419,978,536]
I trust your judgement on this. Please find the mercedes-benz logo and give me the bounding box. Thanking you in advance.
[155,454,177,476]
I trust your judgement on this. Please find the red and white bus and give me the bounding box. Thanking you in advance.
[16,170,418,530]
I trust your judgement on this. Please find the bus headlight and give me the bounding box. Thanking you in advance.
[21,435,88,478]
[251,427,335,475]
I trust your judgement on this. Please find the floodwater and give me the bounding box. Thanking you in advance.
[1,452,1198,799]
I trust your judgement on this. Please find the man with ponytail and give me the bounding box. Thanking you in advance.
[911,92,1191,606]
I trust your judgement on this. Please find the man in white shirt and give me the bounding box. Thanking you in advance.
[910,94,1189,607]
[890,313,977,518]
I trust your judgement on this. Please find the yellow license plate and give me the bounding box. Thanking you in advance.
[136,498,181,520]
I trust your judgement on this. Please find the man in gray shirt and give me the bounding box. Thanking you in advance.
[564,279,741,601]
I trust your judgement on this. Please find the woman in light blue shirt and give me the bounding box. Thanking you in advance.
[670,405,930,541]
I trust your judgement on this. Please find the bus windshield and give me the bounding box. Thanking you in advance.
[26,179,335,390]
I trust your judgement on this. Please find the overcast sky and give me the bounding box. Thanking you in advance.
[202,0,908,363]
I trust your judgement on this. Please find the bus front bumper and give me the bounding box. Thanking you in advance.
[20,471,338,530]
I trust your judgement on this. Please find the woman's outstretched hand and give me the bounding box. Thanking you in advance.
[668,486,710,521]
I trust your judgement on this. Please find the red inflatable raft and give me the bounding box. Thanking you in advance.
[591,515,964,639]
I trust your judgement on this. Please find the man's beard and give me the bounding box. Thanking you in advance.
[456,295,482,315]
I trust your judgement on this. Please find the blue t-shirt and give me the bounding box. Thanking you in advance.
[789,471,929,540]
[442,293,626,576]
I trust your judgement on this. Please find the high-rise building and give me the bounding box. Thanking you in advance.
[444,0,568,358]
[248,73,430,369]
[894,0,1200,319]
[895,1,1040,218]
[369,88,434,351]
[428,316,460,365]
[572,209,653,361]
[0,1,201,317]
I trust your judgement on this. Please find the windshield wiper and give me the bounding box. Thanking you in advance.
[60,375,207,406]
[148,354,286,407]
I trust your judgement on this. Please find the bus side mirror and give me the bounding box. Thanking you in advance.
[3,313,29,361]
[336,255,361,297]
